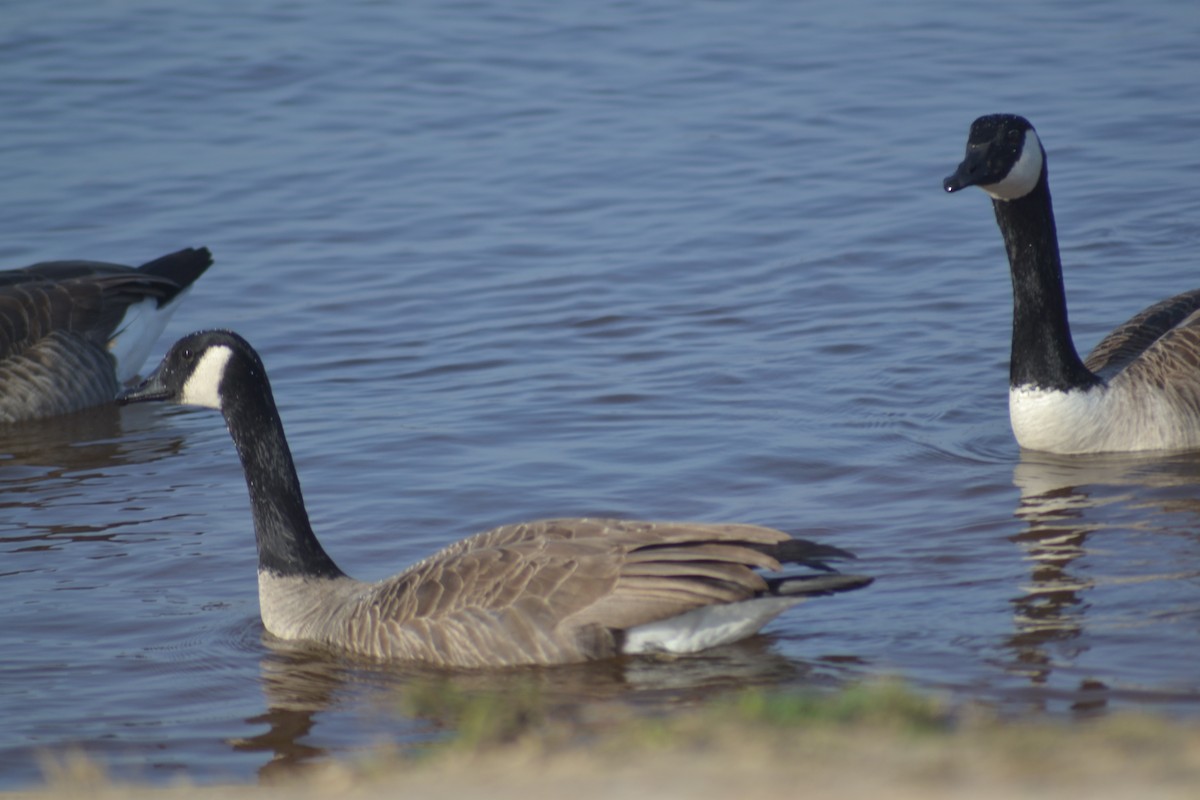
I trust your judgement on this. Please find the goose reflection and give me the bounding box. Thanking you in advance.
[235,631,830,780]
[1007,450,1200,712]
[0,405,188,552]
[0,402,188,472]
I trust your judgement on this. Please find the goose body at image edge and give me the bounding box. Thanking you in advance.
[0,247,212,423]
[944,114,1200,455]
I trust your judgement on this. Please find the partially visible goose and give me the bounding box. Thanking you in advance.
[0,247,212,423]
[119,330,871,668]
[944,114,1200,454]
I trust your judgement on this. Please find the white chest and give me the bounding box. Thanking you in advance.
[256,571,363,640]
[1008,384,1200,454]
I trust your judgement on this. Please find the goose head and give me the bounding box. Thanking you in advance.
[944,113,1045,201]
[119,329,263,411]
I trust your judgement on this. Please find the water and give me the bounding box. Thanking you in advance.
[2,0,1199,787]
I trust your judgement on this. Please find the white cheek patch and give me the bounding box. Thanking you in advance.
[982,129,1044,201]
[179,345,233,409]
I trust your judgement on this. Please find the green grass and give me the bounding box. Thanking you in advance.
[397,676,950,755]
[716,679,949,732]
[398,676,550,749]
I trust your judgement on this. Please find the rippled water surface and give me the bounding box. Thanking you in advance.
[2,0,1199,787]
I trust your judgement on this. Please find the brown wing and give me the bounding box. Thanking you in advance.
[357,519,811,667]
[0,249,212,360]
[0,266,181,359]
[1084,288,1200,380]
[1103,314,1200,416]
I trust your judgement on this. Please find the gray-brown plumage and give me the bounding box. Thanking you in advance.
[0,247,212,423]
[120,330,872,668]
[258,519,863,667]
[1083,289,1200,381]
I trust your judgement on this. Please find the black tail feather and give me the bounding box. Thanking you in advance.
[750,537,858,573]
[137,247,212,305]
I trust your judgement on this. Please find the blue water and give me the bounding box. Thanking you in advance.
[2,0,1199,787]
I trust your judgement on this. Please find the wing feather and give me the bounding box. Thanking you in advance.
[348,518,845,666]
[1084,289,1200,380]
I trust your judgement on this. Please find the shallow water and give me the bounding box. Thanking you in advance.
[2,0,1200,787]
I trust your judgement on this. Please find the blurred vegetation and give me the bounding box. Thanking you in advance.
[396,675,951,754]
[31,677,1200,798]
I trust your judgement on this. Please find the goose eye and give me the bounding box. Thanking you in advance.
[1007,129,1021,143]
[181,348,195,362]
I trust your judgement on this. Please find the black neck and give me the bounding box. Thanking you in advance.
[221,363,344,580]
[992,171,1101,392]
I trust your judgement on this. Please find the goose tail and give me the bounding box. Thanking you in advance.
[620,573,871,656]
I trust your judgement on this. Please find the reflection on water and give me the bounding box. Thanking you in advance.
[1,405,126,472]
[240,633,819,780]
[0,406,188,554]
[0,404,187,473]
[1007,452,1200,714]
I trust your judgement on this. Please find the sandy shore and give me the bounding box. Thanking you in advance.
[12,697,1200,800]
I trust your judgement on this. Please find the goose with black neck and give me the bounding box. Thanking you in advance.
[945,113,1200,454]
[119,330,871,668]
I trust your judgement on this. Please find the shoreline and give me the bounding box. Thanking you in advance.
[12,682,1200,800]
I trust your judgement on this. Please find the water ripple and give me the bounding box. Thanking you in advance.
[2,0,1200,787]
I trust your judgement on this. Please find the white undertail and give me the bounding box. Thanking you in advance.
[110,291,194,383]
[621,595,802,655]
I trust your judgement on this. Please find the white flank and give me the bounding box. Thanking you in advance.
[621,596,801,655]
[180,345,233,409]
[1009,383,1200,454]
[981,128,1044,201]
[109,294,190,383]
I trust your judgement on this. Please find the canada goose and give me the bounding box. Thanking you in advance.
[119,330,872,668]
[944,114,1200,454]
[0,247,212,423]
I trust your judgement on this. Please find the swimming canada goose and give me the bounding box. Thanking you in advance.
[944,114,1200,454]
[119,330,872,668]
[0,247,212,423]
